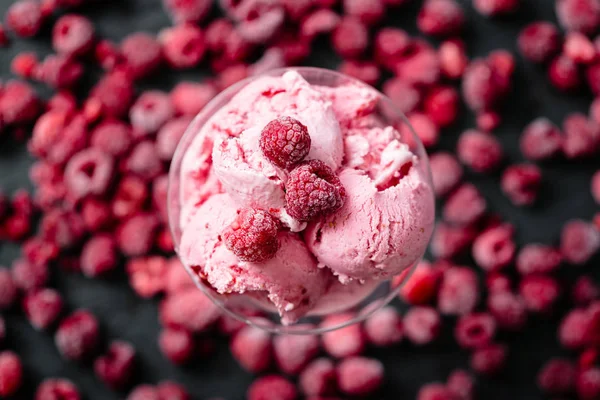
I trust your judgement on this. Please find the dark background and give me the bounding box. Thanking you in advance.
[0,0,598,399]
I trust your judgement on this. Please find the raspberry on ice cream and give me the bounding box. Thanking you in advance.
[176,70,435,324]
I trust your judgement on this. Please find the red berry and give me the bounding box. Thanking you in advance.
[470,343,507,375]
[394,42,441,86]
[6,0,43,38]
[438,266,479,316]
[417,0,464,37]
[11,52,38,78]
[11,258,48,292]
[443,183,487,226]
[472,224,516,272]
[430,222,477,259]
[34,54,84,89]
[338,60,381,86]
[159,328,194,365]
[549,55,581,91]
[55,310,100,361]
[223,208,280,262]
[237,7,285,45]
[157,381,190,400]
[94,341,136,390]
[35,378,80,400]
[457,130,503,173]
[424,86,460,128]
[159,288,220,332]
[446,369,474,400]
[559,308,596,349]
[159,25,205,69]
[343,0,385,25]
[364,306,404,346]
[454,313,496,349]
[130,91,175,136]
[0,269,18,310]
[572,275,600,306]
[518,22,561,63]
[562,113,600,159]
[273,329,320,374]
[64,148,114,202]
[90,71,134,118]
[476,111,501,132]
[88,120,132,158]
[473,0,518,16]
[23,289,63,330]
[576,367,600,400]
[520,117,563,161]
[405,112,439,148]
[285,160,346,222]
[537,358,576,394]
[39,209,85,249]
[556,0,600,34]
[337,357,384,396]
[81,235,117,278]
[519,275,560,314]
[156,117,191,161]
[404,306,441,345]
[301,9,341,40]
[0,80,40,125]
[564,32,597,64]
[127,385,159,400]
[112,175,148,220]
[170,82,217,116]
[560,219,600,264]
[417,383,456,400]
[382,78,421,114]
[439,39,468,79]
[320,313,365,358]
[0,351,22,397]
[121,32,163,80]
[374,28,410,70]
[52,14,94,57]
[487,291,528,330]
[247,375,297,400]
[516,244,562,275]
[331,17,368,59]
[123,140,164,181]
[81,198,112,232]
[260,116,312,170]
[461,59,503,112]
[163,0,212,24]
[299,358,337,397]
[126,256,168,298]
[399,261,442,305]
[116,213,160,257]
[429,152,463,197]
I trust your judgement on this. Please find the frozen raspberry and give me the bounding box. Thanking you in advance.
[130,91,174,136]
[123,140,164,181]
[11,258,48,292]
[556,0,600,34]
[473,0,518,16]
[90,121,131,157]
[126,256,168,298]
[455,313,496,349]
[81,199,112,232]
[472,224,515,272]
[394,43,441,86]
[171,82,217,116]
[470,343,507,375]
[560,309,595,349]
[35,378,80,400]
[156,118,191,161]
[404,112,439,148]
[564,32,597,64]
[320,313,365,358]
[573,276,600,306]
[64,148,114,202]
[443,183,487,226]
[301,9,340,39]
[94,341,136,390]
[560,219,600,264]
[457,130,503,173]
[424,86,460,128]
[338,356,384,396]
[476,111,501,132]
[331,17,368,59]
[549,55,581,91]
[417,383,455,400]
[299,358,337,396]
[159,25,205,69]
[519,275,560,314]
[6,1,43,38]
[273,329,319,374]
[22,238,59,268]
[52,14,94,57]
[80,235,117,278]
[260,116,311,170]
[23,289,63,330]
[537,358,575,394]
[439,39,468,79]
[90,71,134,118]
[0,269,18,310]
[562,113,600,158]
[516,244,562,275]
[164,259,194,294]
[338,60,380,86]
[237,7,285,44]
[159,288,220,332]
[163,0,212,23]
[361,307,403,347]
[34,54,84,89]
[121,33,162,80]
[0,80,40,125]
[127,385,159,400]
[249,47,284,76]
[399,261,442,305]
[382,78,421,114]
[157,381,190,400]
[94,39,123,71]
[520,118,563,160]
[285,160,346,222]
[438,266,479,316]
[417,0,464,37]
[374,28,410,69]
[55,310,99,361]
[116,213,159,257]
[223,208,280,262]
[461,60,503,112]
[518,22,561,63]
[112,175,148,220]
[430,222,477,259]
[577,367,600,400]
[446,369,474,400]
[39,209,85,249]
[429,152,463,197]
[247,375,297,400]
[0,351,22,396]
[11,52,38,78]
[404,306,441,345]
[216,63,249,90]
[159,328,193,365]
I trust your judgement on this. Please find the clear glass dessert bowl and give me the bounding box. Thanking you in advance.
[168,67,435,334]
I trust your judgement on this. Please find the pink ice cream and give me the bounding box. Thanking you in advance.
[178,70,435,324]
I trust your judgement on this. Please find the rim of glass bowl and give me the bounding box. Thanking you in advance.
[167,67,435,335]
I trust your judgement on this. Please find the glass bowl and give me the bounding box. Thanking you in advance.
[168,67,435,335]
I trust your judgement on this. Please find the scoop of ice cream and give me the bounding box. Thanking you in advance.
[180,194,329,324]
[305,166,435,283]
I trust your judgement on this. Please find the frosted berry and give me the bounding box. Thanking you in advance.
[285,160,346,222]
[129,91,175,136]
[446,369,474,400]
[159,288,220,332]
[487,291,527,331]
[457,129,503,173]
[170,82,217,116]
[516,244,562,275]
[417,0,464,37]
[0,351,22,397]
[337,357,384,396]
[564,32,597,64]
[443,183,487,226]
[439,39,468,79]
[157,381,190,400]
[572,275,600,306]
[159,25,205,69]
[562,113,600,159]
[417,383,455,400]
[404,306,441,345]
[560,219,600,265]
[52,14,94,57]
[549,55,581,91]
[399,261,442,305]
[116,213,160,257]
[424,86,460,128]
[6,0,43,38]
[94,341,136,390]
[54,310,100,361]
[576,367,600,400]
[64,148,114,201]
[299,358,337,396]
[35,378,80,400]
[223,208,280,263]
[519,275,560,314]
[260,116,311,170]
[121,33,163,80]
[0,269,18,310]
[537,358,576,394]
[470,343,507,375]
[556,0,600,34]
[518,22,561,63]
[273,328,320,374]
[331,17,368,59]
[163,0,212,24]
[320,313,365,358]
[159,328,194,365]
[81,235,117,278]
[473,0,518,16]
[429,152,463,197]
[364,306,404,346]
[23,289,63,330]
[438,266,479,316]
[247,375,297,400]
[520,118,563,160]
[454,313,496,349]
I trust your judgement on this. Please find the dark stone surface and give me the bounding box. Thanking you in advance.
[0,0,598,399]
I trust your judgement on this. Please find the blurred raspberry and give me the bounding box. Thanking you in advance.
[417,0,464,37]
[64,148,114,202]
[55,310,100,361]
[443,183,487,226]
[520,118,563,161]
[519,275,560,314]
[556,0,600,34]
[163,0,212,24]
[473,0,519,16]
[0,269,18,310]
[516,244,562,275]
[130,91,175,136]
[121,32,163,80]
[439,39,468,79]
[399,261,443,305]
[52,14,94,57]
[159,328,194,365]
[364,306,404,346]
[23,289,63,330]
[518,22,562,63]
[537,358,576,394]
[116,213,159,257]
[299,358,338,397]
[549,55,581,91]
[320,313,365,358]
[94,341,136,390]
[430,222,477,259]
[0,351,22,397]
[487,291,528,331]
[455,313,496,349]
[273,328,319,374]
[562,113,600,158]
[126,256,168,298]
[159,25,205,69]
[472,224,516,272]
[247,375,297,400]
[438,266,479,315]
[404,306,441,345]
[6,0,43,38]
[171,82,217,116]
[337,357,384,396]
[11,258,49,292]
[470,343,507,375]
[560,219,600,264]
[0,80,41,126]
[35,378,80,400]
[159,288,220,332]
[331,17,368,59]
[429,152,463,197]
[457,129,504,173]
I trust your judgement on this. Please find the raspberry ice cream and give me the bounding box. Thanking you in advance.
[177,70,434,324]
